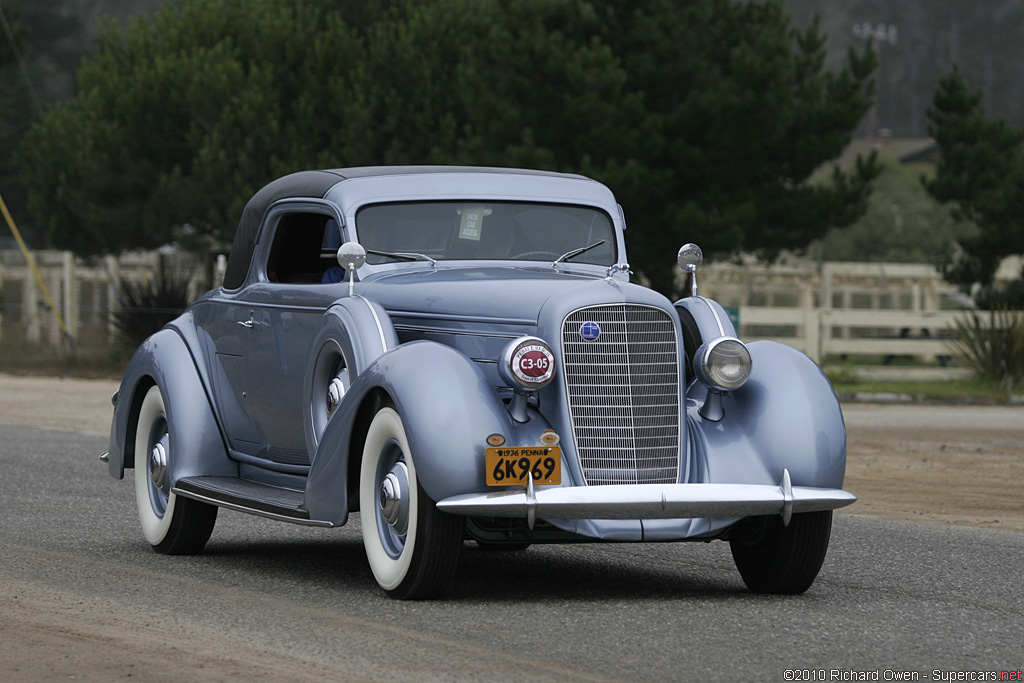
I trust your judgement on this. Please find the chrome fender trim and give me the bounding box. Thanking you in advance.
[436,469,856,522]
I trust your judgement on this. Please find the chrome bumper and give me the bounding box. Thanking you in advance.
[436,469,856,529]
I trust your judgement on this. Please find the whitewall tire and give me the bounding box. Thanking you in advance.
[359,407,462,599]
[133,384,217,554]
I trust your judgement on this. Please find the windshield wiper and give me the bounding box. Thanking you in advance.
[367,249,437,268]
[553,240,606,267]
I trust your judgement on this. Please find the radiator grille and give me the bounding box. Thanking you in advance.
[561,305,681,485]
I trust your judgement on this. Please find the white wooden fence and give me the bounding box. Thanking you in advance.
[0,250,215,347]
[697,261,968,364]
[0,250,976,362]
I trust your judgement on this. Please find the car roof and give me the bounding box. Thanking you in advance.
[222,166,592,289]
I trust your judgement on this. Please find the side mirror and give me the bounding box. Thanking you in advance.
[677,243,703,297]
[337,242,366,296]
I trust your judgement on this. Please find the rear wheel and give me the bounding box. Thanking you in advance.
[133,385,217,554]
[306,335,352,455]
[359,407,463,599]
[729,511,832,594]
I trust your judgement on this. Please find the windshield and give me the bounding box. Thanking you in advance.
[356,201,616,266]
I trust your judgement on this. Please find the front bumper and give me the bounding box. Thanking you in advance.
[436,469,856,528]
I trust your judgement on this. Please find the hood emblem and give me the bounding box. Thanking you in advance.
[579,321,601,342]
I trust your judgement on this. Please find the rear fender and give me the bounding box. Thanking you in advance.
[106,328,234,483]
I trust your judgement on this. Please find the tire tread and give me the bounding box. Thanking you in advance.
[730,511,832,594]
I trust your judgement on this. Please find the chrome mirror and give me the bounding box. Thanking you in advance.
[337,242,366,296]
[677,243,703,297]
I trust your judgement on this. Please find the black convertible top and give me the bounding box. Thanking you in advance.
[222,170,344,290]
[221,166,589,290]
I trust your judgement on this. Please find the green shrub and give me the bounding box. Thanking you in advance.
[111,270,193,349]
[947,307,1024,393]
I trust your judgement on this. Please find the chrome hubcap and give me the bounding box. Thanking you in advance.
[326,375,346,416]
[149,436,168,492]
[378,461,409,535]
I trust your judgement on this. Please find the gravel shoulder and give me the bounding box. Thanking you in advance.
[2,373,1022,533]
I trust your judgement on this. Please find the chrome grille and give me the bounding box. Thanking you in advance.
[561,305,681,485]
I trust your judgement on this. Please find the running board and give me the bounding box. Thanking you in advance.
[173,476,334,527]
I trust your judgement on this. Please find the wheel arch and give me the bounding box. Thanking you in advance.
[107,327,235,483]
[122,374,157,471]
[304,341,514,524]
[304,296,399,458]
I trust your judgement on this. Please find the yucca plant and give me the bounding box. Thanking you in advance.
[111,269,194,349]
[947,307,1024,394]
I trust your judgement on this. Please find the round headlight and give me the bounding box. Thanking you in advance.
[499,336,556,391]
[695,338,751,392]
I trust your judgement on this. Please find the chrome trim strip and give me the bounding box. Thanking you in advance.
[393,324,522,339]
[436,483,857,520]
[698,297,726,336]
[386,309,536,326]
[172,487,335,527]
[354,295,391,351]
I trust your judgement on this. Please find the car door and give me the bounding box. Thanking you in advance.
[242,206,346,467]
[191,296,263,455]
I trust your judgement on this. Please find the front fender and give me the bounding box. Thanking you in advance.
[688,340,846,490]
[305,341,527,523]
[106,328,234,483]
[675,296,738,342]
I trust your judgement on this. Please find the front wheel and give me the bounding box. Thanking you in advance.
[729,511,833,594]
[133,385,217,554]
[359,407,463,599]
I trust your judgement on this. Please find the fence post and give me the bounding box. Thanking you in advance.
[819,263,833,360]
[24,266,39,343]
[47,259,61,346]
[802,282,820,363]
[105,254,120,344]
[62,251,78,347]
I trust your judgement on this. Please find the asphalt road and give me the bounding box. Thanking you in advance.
[2,422,1022,682]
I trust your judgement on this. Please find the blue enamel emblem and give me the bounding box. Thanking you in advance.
[580,321,601,342]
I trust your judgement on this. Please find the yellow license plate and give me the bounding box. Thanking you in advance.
[485,447,561,486]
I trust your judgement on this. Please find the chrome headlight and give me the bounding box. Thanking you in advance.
[694,338,751,392]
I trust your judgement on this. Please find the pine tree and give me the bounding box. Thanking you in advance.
[926,68,1024,303]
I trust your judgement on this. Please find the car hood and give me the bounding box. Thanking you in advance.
[359,266,669,324]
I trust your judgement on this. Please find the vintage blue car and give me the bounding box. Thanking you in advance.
[103,166,855,599]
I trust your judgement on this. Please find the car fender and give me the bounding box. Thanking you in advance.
[687,340,846,490]
[305,340,524,524]
[675,297,738,342]
[303,296,400,457]
[106,327,234,483]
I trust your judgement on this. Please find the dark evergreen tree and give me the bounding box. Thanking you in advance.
[577,0,879,293]
[17,0,877,297]
[926,68,1024,304]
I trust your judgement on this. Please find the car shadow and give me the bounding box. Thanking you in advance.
[189,533,753,602]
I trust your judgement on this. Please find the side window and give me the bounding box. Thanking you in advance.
[265,213,342,284]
